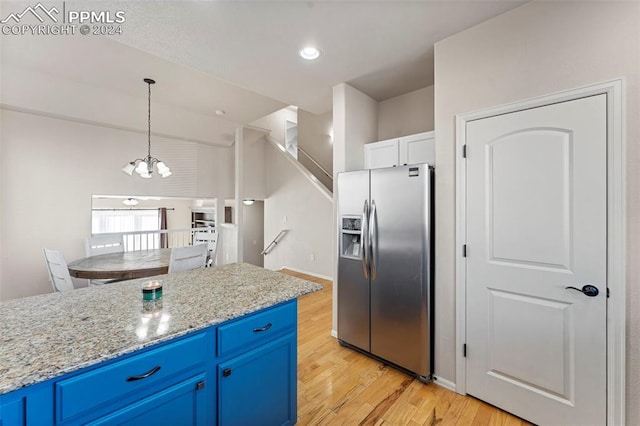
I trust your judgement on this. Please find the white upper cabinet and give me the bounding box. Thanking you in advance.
[364,138,399,169]
[399,131,434,166]
[364,131,434,169]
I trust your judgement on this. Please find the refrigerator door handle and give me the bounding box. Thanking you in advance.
[369,200,378,280]
[361,200,370,278]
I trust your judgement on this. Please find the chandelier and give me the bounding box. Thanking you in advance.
[122,78,172,178]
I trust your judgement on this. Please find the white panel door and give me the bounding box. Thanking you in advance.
[465,94,606,426]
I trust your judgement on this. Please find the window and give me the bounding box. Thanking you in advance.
[92,209,161,250]
[92,209,159,234]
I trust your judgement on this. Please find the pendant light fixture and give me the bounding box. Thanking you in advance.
[122,78,172,178]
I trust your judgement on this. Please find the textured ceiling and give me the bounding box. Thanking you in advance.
[1,0,527,143]
[108,1,526,113]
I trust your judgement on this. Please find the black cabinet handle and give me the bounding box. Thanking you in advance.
[223,368,232,377]
[253,322,272,333]
[126,365,161,382]
[565,285,599,297]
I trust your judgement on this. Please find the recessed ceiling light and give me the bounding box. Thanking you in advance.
[216,110,226,116]
[299,46,321,60]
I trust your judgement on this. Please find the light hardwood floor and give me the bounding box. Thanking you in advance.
[280,269,531,426]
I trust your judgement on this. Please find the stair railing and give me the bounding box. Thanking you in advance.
[264,135,332,201]
[262,229,289,255]
[297,146,332,182]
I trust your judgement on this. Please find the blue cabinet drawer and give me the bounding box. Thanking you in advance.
[217,301,296,357]
[87,373,208,426]
[56,332,207,423]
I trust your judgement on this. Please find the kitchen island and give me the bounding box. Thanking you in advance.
[0,263,322,425]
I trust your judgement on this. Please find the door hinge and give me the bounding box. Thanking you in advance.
[462,144,467,158]
[462,245,467,257]
[607,288,610,298]
[463,344,467,358]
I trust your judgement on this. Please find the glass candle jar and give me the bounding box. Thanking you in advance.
[141,280,163,312]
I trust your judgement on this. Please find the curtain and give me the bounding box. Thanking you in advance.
[159,208,168,248]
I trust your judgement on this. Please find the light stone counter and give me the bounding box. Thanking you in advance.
[0,263,322,395]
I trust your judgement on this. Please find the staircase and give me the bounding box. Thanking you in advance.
[253,111,334,278]
[297,146,333,192]
[265,135,333,201]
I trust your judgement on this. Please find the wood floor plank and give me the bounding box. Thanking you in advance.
[459,396,483,424]
[279,269,529,426]
[342,402,375,424]
[472,402,496,426]
[440,393,475,425]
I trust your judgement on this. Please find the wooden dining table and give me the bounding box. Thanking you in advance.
[67,248,172,281]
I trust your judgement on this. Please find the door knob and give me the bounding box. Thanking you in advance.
[565,285,599,297]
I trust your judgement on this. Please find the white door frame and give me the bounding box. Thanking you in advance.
[455,79,625,425]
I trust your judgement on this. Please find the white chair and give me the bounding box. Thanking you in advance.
[42,248,75,292]
[85,234,125,257]
[85,234,125,286]
[193,230,218,267]
[168,244,208,273]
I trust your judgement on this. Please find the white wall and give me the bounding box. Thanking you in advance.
[377,85,434,140]
[297,109,333,171]
[242,201,264,267]
[0,110,234,300]
[218,224,238,265]
[333,83,378,173]
[434,2,639,422]
[242,128,267,200]
[264,141,332,277]
[198,145,234,198]
[250,107,297,145]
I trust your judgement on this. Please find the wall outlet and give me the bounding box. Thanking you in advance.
[310,253,315,261]
[283,215,288,224]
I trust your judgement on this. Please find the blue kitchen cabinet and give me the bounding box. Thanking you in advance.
[218,333,297,426]
[0,300,298,426]
[216,300,298,426]
[0,382,53,426]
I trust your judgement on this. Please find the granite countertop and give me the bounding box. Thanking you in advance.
[0,263,322,395]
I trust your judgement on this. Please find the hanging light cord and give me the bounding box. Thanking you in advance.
[147,80,152,160]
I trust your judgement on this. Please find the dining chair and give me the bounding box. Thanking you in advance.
[85,234,125,257]
[42,248,75,292]
[84,234,125,286]
[168,244,208,273]
[193,230,218,267]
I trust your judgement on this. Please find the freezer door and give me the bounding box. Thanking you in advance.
[337,169,371,351]
[369,165,432,377]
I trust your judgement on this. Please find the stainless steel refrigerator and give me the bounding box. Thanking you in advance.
[337,164,434,381]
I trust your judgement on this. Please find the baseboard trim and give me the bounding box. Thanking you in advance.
[433,375,456,392]
[281,266,333,282]
[331,329,337,338]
